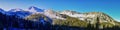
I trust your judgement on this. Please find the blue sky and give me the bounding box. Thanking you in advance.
[0,0,120,21]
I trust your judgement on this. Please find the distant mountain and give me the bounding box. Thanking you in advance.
[0,8,6,14]
[5,6,45,18]
[0,6,120,30]
[28,6,44,13]
[0,8,4,12]
[6,9,31,18]
[8,8,23,12]
[0,8,51,30]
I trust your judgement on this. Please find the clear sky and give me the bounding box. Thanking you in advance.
[0,0,120,21]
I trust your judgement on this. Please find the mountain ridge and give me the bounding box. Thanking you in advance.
[0,6,120,30]
[0,6,118,22]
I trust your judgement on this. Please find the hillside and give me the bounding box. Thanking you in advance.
[0,7,120,30]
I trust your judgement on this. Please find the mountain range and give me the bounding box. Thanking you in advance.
[0,6,120,30]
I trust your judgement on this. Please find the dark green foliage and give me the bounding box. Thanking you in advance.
[53,15,88,27]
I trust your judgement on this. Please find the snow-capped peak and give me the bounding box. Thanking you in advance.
[8,8,23,12]
[28,6,44,12]
[0,8,6,14]
[0,8,4,11]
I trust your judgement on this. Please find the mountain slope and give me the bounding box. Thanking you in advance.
[7,11,32,18]
[8,8,23,12]
[60,11,115,24]
[28,6,44,13]
[0,9,51,30]
[0,8,6,14]
[44,10,65,20]
[6,6,44,18]
[25,13,52,24]
[55,11,120,29]
[0,6,120,30]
